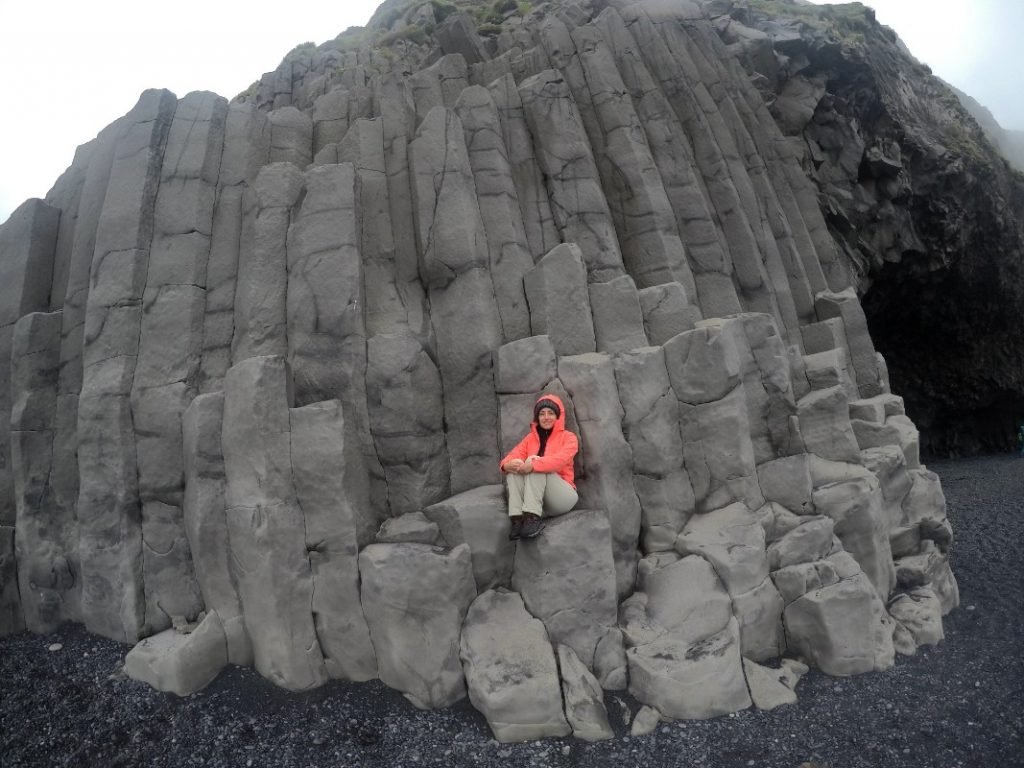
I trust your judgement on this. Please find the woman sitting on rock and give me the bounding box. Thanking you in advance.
[500,394,579,540]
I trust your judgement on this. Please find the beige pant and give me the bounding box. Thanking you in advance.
[506,472,578,517]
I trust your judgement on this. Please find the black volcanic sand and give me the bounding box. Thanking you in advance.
[3,455,1023,768]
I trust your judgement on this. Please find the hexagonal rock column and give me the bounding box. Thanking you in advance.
[460,589,571,742]
[359,542,476,709]
[290,401,377,681]
[409,106,503,495]
[511,509,618,672]
[558,353,642,597]
[222,355,327,691]
[424,485,515,592]
[11,311,74,633]
[182,393,251,666]
[77,89,177,644]
[123,610,228,696]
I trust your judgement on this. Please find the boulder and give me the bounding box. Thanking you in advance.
[512,510,618,671]
[360,543,476,709]
[784,572,895,676]
[627,618,751,720]
[888,587,945,648]
[123,610,228,696]
[376,512,442,545]
[558,644,614,742]
[460,589,570,742]
[425,486,514,591]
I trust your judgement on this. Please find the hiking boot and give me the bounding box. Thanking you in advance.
[520,512,545,539]
[508,515,523,541]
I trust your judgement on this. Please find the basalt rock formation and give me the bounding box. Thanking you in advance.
[716,0,1024,455]
[0,0,981,741]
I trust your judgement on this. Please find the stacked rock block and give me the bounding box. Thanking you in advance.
[0,0,956,741]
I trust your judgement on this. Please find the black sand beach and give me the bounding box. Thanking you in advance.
[3,454,1022,768]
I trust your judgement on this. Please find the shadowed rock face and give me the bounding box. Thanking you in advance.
[0,0,982,737]
[716,0,1024,455]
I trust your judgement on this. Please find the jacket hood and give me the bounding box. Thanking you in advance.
[534,393,567,433]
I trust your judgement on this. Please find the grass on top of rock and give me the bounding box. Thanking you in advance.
[746,0,873,46]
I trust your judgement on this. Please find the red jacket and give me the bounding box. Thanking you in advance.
[500,394,578,488]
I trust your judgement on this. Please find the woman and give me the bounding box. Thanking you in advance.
[499,394,579,540]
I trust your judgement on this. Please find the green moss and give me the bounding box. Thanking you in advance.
[280,41,316,66]
[478,22,503,35]
[379,24,428,47]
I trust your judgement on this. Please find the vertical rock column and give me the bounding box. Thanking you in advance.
[558,353,642,597]
[455,85,534,342]
[568,21,698,295]
[221,355,327,691]
[286,162,383,531]
[518,70,625,283]
[290,401,378,681]
[77,89,176,643]
[182,393,252,665]
[131,91,226,633]
[409,107,503,494]
[0,199,60,633]
[487,73,560,260]
[10,312,66,633]
[50,125,122,631]
[613,346,696,554]
[232,162,304,363]
[199,104,270,392]
[337,118,407,336]
[595,7,736,318]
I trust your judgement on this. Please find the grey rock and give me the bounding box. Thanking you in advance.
[518,70,624,281]
[797,386,861,463]
[222,355,327,691]
[814,289,882,398]
[290,401,378,681]
[460,589,570,742]
[409,107,503,494]
[627,617,751,720]
[588,276,648,353]
[742,657,799,710]
[558,354,642,596]
[77,89,177,644]
[182,393,251,666]
[376,513,442,545]
[558,644,614,742]
[888,587,944,648]
[813,477,896,599]
[487,73,560,260]
[268,107,313,167]
[511,509,618,671]
[524,243,597,356]
[757,455,814,515]
[494,335,557,395]
[360,543,476,709]
[455,85,534,342]
[123,610,228,696]
[0,527,23,635]
[637,283,702,346]
[630,705,661,736]
[784,571,895,676]
[424,486,514,592]
[366,333,450,514]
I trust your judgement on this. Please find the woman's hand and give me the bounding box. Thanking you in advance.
[504,458,525,473]
[520,458,534,474]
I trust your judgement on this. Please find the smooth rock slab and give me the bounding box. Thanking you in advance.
[360,543,476,709]
[460,589,570,742]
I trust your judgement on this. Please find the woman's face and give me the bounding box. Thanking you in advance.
[537,407,557,430]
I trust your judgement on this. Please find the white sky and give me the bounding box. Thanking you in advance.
[1,0,1021,223]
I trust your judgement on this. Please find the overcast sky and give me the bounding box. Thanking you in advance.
[1,0,1021,223]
